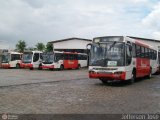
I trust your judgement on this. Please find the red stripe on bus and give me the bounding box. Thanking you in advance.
[89,72,126,80]
[42,65,54,69]
[2,64,10,68]
[20,63,33,68]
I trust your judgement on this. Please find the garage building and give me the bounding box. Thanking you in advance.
[49,37,92,53]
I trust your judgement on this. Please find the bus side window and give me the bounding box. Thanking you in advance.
[136,45,141,58]
[40,53,43,60]
[74,54,78,60]
[158,51,160,63]
[126,44,132,66]
[141,47,145,58]
[151,50,154,60]
[132,43,136,58]
[154,51,157,60]
[55,53,63,62]
[78,54,82,60]
[64,54,68,60]
[82,55,87,60]
[145,48,149,58]
[33,53,39,62]
[148,49,151,59]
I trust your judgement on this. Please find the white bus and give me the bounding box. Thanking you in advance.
[87,36,158,84]
[1,52,22,68]
[20,51,43,70]
[41,51,88,70]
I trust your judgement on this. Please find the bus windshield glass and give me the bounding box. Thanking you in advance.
[2,54,10,63]
[90,42,125,67]
[42,53,54,64]
[22,52,33,63]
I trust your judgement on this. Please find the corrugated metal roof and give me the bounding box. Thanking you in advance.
[49,37,92,43]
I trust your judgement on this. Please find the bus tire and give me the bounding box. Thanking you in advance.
[130,70,136,84]
[77,64,81,69]
[16,64,20,69]
[38,64,42,70]
[99,78,108,84]
[49,68,54,71]
[60,65,64,71]
[147,68,152,79]
[30,67,33,70]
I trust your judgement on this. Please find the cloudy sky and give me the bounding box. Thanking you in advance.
[0,0,160,49]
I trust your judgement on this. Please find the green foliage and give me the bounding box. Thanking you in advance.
[45,43,53,52]
[25,47,36,51]
[36,43,45,51]
[16,40,26,53]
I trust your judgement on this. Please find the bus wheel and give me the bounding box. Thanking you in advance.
[30,67,33,70]
[49,68,54,71]
[60,65,64,70]
[99,78,108,84]
[38,64,42,70]
[16,64,20,69]
[147,68,152,79]
[77,64,81,69]
[130,70,136,84]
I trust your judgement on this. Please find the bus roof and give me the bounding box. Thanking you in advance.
[54,51,87,55]
[23,51,43,53]
[3,52,21,54]
[93,36,155,50]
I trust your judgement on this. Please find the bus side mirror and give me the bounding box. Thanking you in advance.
[86,44,92,50]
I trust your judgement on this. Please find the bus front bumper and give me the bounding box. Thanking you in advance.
[41,65,54,69]
[89,71,126,80]
[20,63,33,69]
[2,63,10,68]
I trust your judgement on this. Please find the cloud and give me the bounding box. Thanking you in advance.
[0,0,159,49]
[142,1,160,39]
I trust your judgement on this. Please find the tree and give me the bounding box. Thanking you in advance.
[36,43,45,51]
[25,47,36,51]
[45,43,53,52]
[16,40,26,53]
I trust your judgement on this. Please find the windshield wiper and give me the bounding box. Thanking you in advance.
[108,41,116,51]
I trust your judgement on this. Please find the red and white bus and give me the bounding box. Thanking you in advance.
[88,36,158,84]
[1,52,22,68]
[41,51,88,70]
[157,50,160,73]
[20,51,43,70]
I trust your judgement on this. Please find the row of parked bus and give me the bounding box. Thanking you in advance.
[1,36,160,84]
[1,51,88,70]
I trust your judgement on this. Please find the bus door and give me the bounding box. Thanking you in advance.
[33,53,41,68]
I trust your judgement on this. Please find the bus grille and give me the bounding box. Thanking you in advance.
[94,68,118,71]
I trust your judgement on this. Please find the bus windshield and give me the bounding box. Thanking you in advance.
[2,54,10,63]
[90,42,125,67]
[22,52,33,63]
[42,53,54,64]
